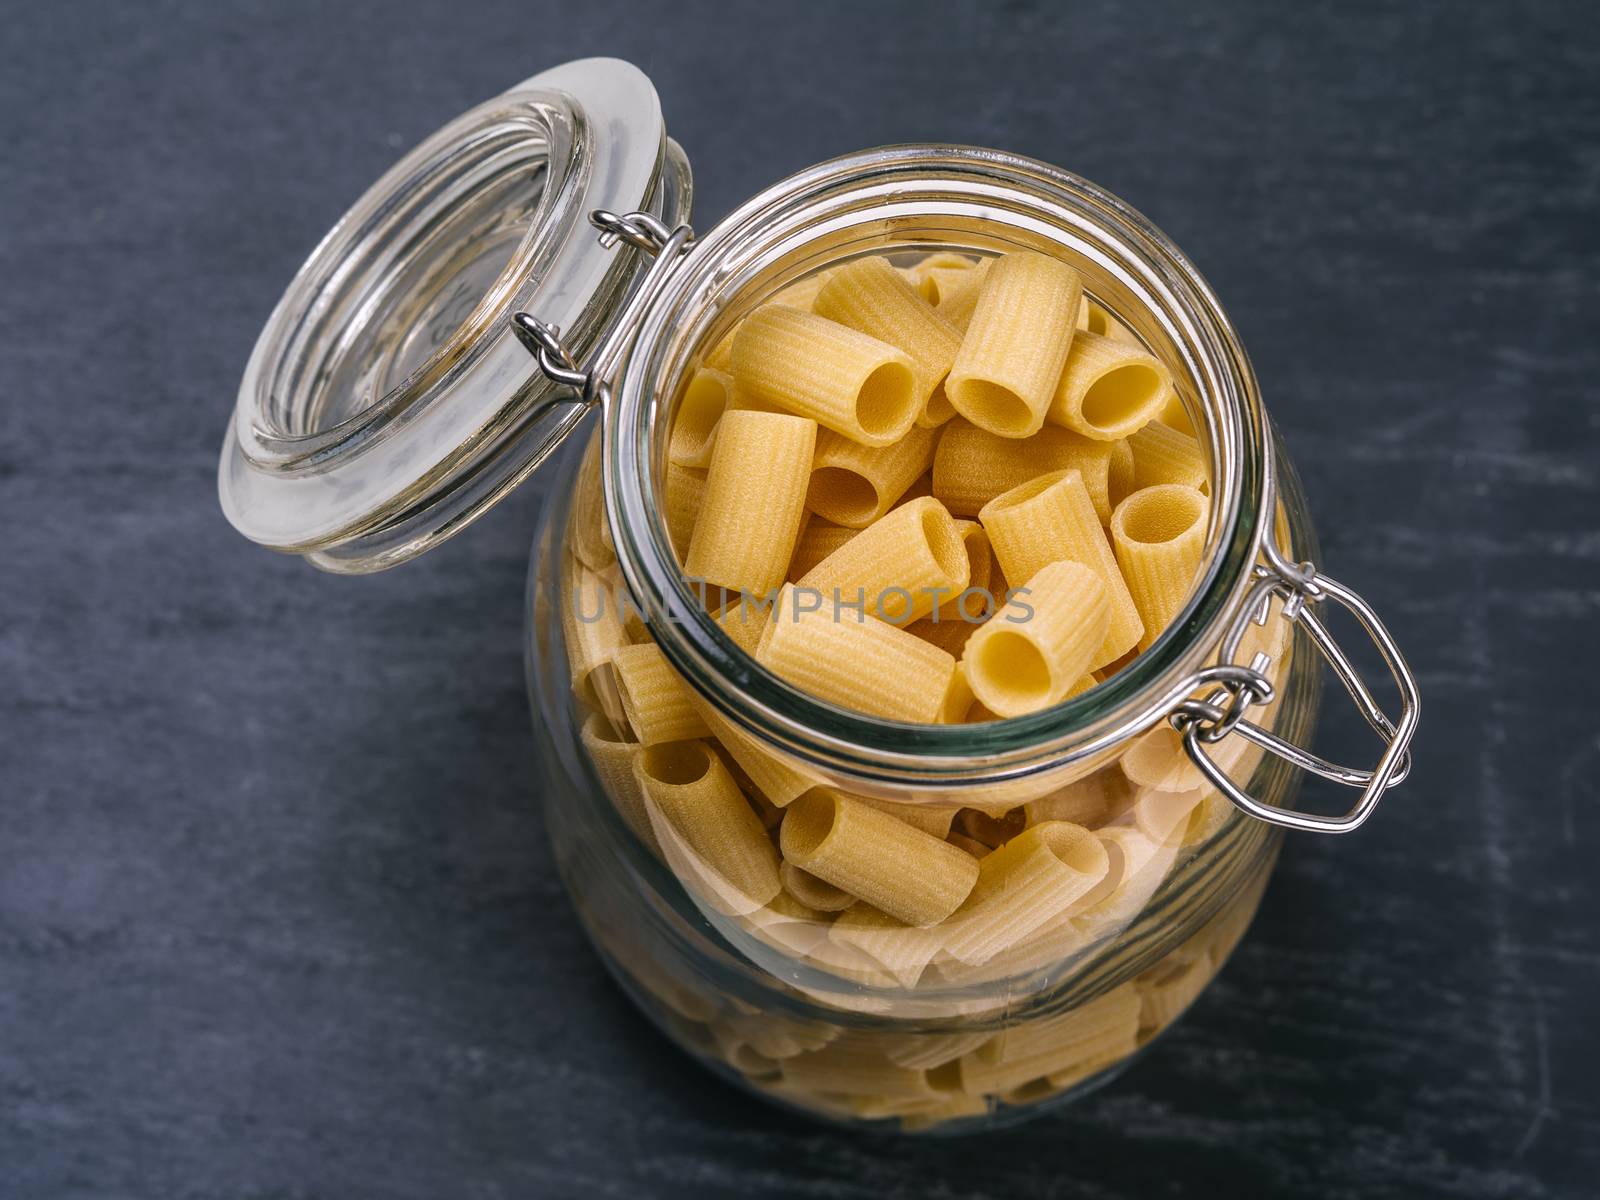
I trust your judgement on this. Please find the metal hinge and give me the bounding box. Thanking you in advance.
[1166,467,1420,833]
[510,209,696,405]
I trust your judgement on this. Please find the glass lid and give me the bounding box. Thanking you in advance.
[218,57,691,573]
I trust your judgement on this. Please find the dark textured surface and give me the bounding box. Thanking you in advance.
[3,2,1598,1196]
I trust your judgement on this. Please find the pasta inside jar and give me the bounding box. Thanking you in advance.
[550,242,1309,1131]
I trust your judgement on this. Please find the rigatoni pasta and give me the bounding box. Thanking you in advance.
[684,409,816,595]
[1048,330,1173,441]
[795,496,969,625]
[932,420,1120,522]
[962,561,1109,718]
[807,423,937,528]
[731,306,921,446]
[946,251,1083,437]
[1110,484,1208,651]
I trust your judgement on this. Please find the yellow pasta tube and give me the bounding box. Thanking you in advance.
[779,790,980,927]
[920,255,992,331]
[978,469,1143,666]
[814,257,964,428]
[962,561,1109,718]
[611,643,712,745]
[1110,484,1208,651]
[757,584,958,723]
[830,905,945,988]
[781,1040,938,1100]
[883,1030,995,1071]
[1157,390,1196,437]
[787,519,858,582]
[580,712,658,855]
[662,462,706,561]
[780,861,856,912]
[1024,767,1133,828]
[1132,786,1206,842]
[1138,955,1215,1030]
[938,662,975,724]
[571,433,615,570]
[688,689,820,808]
[946,251,1083,437]
[1047,330,1173,441]
[1128,420,1207,492]
[635,741,781,915]
[668,367,735,469]
[932,419,1120,521]
[852,793,957,839]
[1107,437,1136,513]
[730,306,920,446]
[1076,297,1111,336]
[806,423,937,528]
[955,985,1141,1096]
[795,496,969,625]
[684,409,816,596]
[561,558,628,705]
[941,822,1111,965]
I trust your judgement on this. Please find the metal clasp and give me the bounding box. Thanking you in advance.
[510,209,696,404]
[1168,528,1420,834]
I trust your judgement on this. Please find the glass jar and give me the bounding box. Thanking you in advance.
[220,58,1419,1135]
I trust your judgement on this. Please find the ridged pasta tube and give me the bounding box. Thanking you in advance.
[780,790,980,927]
[955,985,1141,1096]
[579,712,657,855]
[829,904,945,988]
[688,694,821,809]
[795,496,969,625]
[962,561,1109,718]
[1024,768,1133,828]
[814,257,963,429]
[946,251,1083,437]
[806,423,937,528]
[684,409,816,596]
[786,519,858,582]
[662,462,706,561]
[932,419,1120,521]
[635,741,781,915]
[1047,330,1173,441]
[668,367,735,468]
[780,861,856,912]
[1110,484,1208,651]
[978,469,1143,667]
[571,434,615,570]
[941,821,1111,965]
[731,306,920,446]
[610,642,711,745]
[917,254,991,332]
[1128,420,1208,491]
[757,584,958,723]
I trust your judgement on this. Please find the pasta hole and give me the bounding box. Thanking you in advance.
[1036,821,1110,874]
[950,379,1034,436]
[856,361,917,440]
[974,630,1052,705]
[1081,363,1164,433]
[917,501,969,588]
[779,790,839,860]
[639,741,713,786]
[807,467,880,526]
[671,370,731,459]
[1116,486,1206,544]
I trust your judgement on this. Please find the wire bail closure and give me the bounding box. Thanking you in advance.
[510,209,696,406]
[1167,454,1420,833]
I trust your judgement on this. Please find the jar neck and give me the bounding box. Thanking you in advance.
[606,147,1270,789]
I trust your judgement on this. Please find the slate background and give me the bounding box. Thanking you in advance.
[4,1,1598,1196]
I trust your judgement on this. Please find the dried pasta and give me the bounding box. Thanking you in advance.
[684,409,816,596]
[731,306,920,446]
[814,257,963,428]
[978,469,1143,666]
[1128,420,1208,492]
[962,561,1109,718]
[807,423,938,528]
[947,251,1083,437]
[668,367,736,469]
[1047,330,1173,441]
[611,642,711,745]
[780,790,980,927]
[757,584,958,723]
[795,496,969,625]
[635,741,781,916]
[932,419,1120,522]
[1109,484,1208,651]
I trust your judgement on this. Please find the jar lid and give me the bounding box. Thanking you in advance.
[218,58,690,572]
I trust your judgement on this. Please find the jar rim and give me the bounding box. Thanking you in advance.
[218,58,678,571]
[606,145,1271,786]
